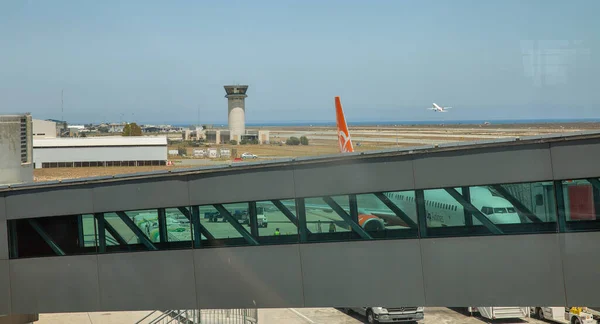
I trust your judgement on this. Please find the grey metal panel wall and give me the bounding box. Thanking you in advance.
[97,250,197,311]
[188,169,296,205]
[194,245,304,308]
[0,260,10,315]
[0,196,6,260]
[0,196,5,221]
[4,187,94,219]
[293,158,415,197]
[9,255,101,313]
[550,141,600,180]
[561,232,600,306]
[300,240,425,307]
[93,178,189,212]
[421,234,566,306]
[413,145,553,189]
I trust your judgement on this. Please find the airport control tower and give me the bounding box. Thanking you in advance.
[224,85,248,142]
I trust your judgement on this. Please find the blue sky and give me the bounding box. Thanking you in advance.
[1,0,598,124]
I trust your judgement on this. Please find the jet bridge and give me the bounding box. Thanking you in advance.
[1,132,600,314]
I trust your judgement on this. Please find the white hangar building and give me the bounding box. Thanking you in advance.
[33,136,168,169]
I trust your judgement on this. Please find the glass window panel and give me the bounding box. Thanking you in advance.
[256,200,298,244]
[562,179,600,231]
[304,196,358,243]
[356,191,419,239]
[199,203,251,247]
[423,188,466,229]
[304,197,351,234]
[82,214,97,247]
[102,211,157,252]
[494,181,556,223]
[164,208,193,243]
[423,182,557,237]
[12,215,97,258]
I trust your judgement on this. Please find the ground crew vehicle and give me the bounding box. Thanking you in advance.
[343,307,424,323]
[530,307,600,323]
[567,307,600,324]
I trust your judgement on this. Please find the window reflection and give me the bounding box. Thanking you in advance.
[562,179,600,231]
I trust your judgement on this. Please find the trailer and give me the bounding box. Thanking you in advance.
[467,307,529,320]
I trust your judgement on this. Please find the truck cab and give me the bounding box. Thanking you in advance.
[256,206,268,228]
[344,307,424,323]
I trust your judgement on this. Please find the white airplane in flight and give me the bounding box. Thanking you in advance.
[427,103,452,112]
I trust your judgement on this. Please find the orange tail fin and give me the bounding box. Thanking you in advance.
[335,96,354,153]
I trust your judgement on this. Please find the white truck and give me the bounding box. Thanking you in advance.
[466,307,530,320]
[343,307,424,324]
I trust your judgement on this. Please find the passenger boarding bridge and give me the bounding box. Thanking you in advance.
[1,131,600,315]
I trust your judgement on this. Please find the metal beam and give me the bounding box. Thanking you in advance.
[349,194,358,223]
[9,220,18,258]
[373,192,418,228]
[28,219,65,256]
[587,178,600,194]
[103,219,129,246]
[116,211,158,250]
[270,200,312,235]
[191,206,202,248]
[461,187,473,227]
[490,185,542,223]
[213,204,259,245]
[445,188,503,235]
[77,215,85,248]
[178,206,214,243]
[295,198,308,242]
[415,190,428,238]
[249,202,259,237]
[322,196,372,240]
[554,180,567,232]
[95,213,106,252]
[158,209,168,243]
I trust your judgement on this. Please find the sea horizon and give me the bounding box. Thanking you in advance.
[165,118,600,128]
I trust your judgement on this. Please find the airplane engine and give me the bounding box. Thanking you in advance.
[358,214,385,231]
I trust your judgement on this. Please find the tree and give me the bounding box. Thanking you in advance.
[177,147,187,156]
[122,123,142,136]
[229,140,238,145]
[300,136,309,145]
[286,136,300,145]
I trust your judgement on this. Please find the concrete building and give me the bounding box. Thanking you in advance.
[204,129,269,145]
[0,114,33,185]
[224,85,248,142]
[32,136,168,169]
[32,119,57,139]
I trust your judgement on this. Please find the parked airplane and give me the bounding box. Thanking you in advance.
[427,103,452,112]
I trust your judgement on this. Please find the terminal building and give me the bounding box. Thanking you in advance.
[32,136,168,168]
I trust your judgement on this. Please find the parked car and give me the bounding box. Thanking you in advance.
[241,152,258,159]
